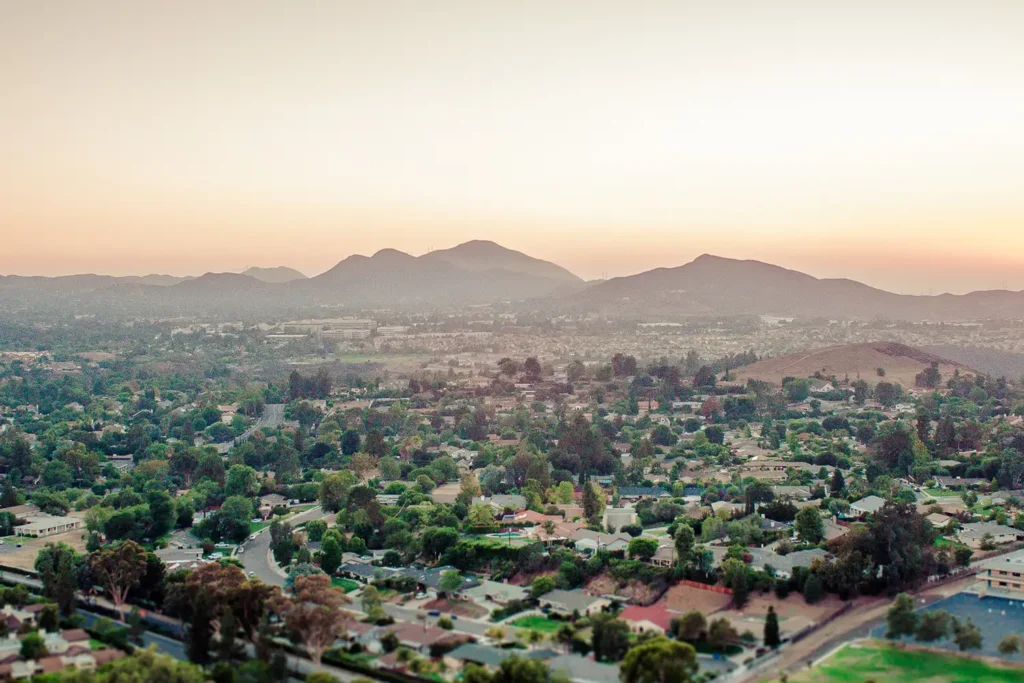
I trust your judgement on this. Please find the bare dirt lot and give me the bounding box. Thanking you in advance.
[0,527,88,571]
[663,583,734,614]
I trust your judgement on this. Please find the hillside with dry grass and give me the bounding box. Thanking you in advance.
[733,342,972,387]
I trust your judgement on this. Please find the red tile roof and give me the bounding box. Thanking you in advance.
[619,604,674,632]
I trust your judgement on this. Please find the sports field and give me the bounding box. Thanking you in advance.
[779,640,1024,683]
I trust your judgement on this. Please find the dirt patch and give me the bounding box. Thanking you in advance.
[739,592,846,622]
[734,342,971,388]
[585,575,665,606]
[1,525,88,571]
[422,598,489,619]
[77,351,116,362]
[662,583,733,614]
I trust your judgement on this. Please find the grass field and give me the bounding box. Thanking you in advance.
[926,488,963,498]
[779,641,1024,683]
[331,577,360,593]
[512,616,564,633]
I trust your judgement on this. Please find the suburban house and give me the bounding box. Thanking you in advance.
[571,529,630,554]
[771,485,811,501]
[107,454,134,474]
[933,476,985,490]
[443,643,514,671]
[925,513,954,529]
[958,521,1024,549]
[546,654,620,683]
[472,495,527,513]
[847,495,886,518]
[258,494,288,519]
[14,514,82,538]
[809,380,835,394]
[616,487,670,502]
[538,589,612,617]
[618,604,675,635]
[649,544,676,567]
[373,623,462,656]
[457,580,529,605]
[746,548,827,580]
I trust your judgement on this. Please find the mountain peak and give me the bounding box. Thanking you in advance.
[242,266,307,283]
[422,241,582,283]
[371,248,415,261]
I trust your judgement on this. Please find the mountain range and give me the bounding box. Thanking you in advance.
[4,243,1024,320]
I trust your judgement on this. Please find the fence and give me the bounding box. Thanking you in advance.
[677,579,732,595]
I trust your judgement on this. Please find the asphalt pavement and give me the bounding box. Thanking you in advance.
[237,505,332,587]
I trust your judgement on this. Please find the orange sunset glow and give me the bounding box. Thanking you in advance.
[3,1,1024,293]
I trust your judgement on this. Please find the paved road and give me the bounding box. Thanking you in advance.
[236,403,286,444]
[237,505,331,587]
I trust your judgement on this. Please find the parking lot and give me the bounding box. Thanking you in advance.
[871,592,1024,661]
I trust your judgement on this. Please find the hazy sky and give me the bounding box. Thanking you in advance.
[3,1,1024,293]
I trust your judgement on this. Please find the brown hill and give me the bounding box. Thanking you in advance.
[733,342,972,388]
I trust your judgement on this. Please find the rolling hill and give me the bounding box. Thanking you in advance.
[569,254,1024,320]
[733,342,972,387]
[242,266,307,283]
[6,248,1024,320]
[420,240,582,283]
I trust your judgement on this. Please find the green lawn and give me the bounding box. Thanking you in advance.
[778,640,1024,683]
[332,577,360,593]
[925,489,963,498]
[511,616,563,633]
[89,639,106,651]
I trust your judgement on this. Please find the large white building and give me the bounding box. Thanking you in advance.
[281,318,377,340]
[15,514,82,538]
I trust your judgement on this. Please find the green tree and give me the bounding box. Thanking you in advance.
[795,507,824,544]
[673,610,707,642]
[35,542,79,615]
[555,481,575,505]
[365,430,386,458]
[91,644,207,682]
[627,537,659,562]
[590,614,630,662]
[674,524,695,567]
[803,573,824,604]
[319,471,355,513]
[21,632,47,659]
[320,531,343,575]
[530,576,555,599]
[707,617,738,651]
[764,606,780,649]
[886,593,918,639]
[269,519,295,566]
[89,540,147,620]
[998,634,1021,655]
[916,610,951,642]
[582,482,605,524]
[952,617,982,651]
[304,519,327,542]
[721,558,749,608]
[439,570,464,596]
[620,636,698,683]
[361,584,383,614]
